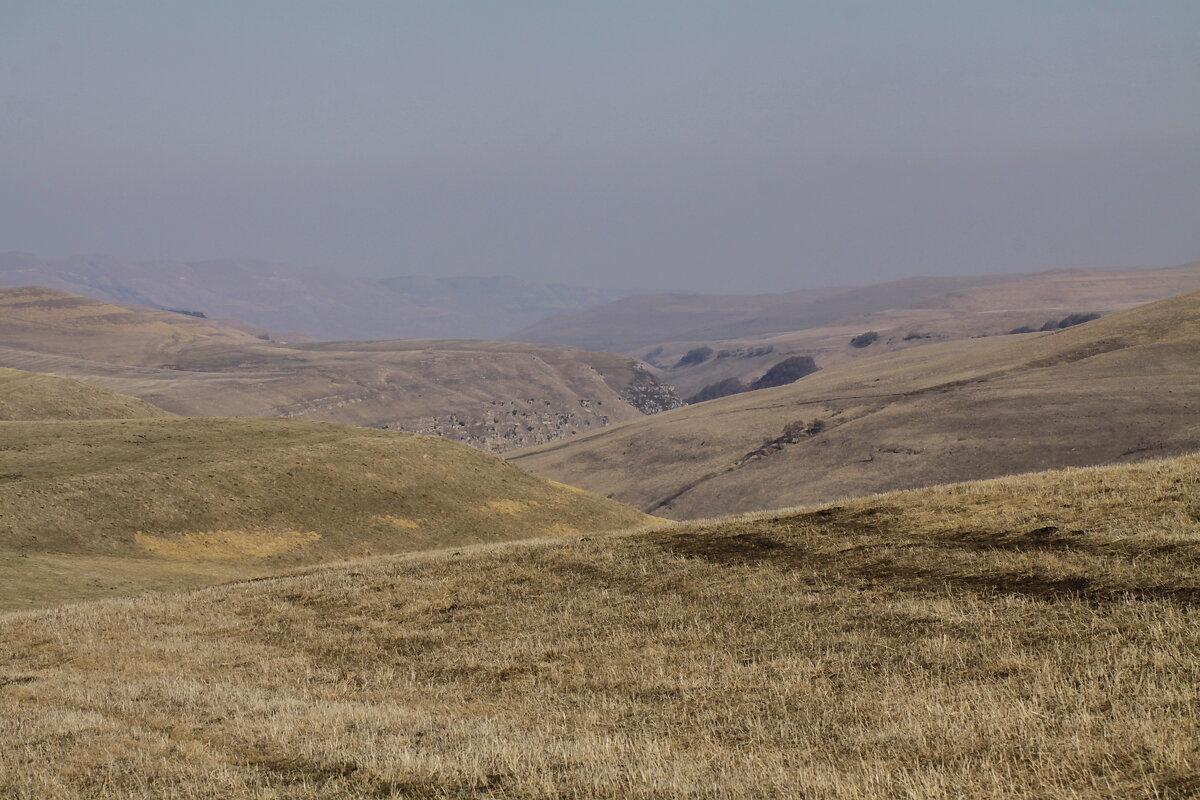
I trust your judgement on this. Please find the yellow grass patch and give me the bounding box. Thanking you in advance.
[134,529,320,560]
[484,498,541,514]
[374,514,423,529]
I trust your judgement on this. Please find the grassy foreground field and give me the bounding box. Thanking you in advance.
[0,417,653,611]
[2,455,1197,798]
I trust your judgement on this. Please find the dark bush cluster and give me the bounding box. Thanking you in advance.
[1040,312,1101,331]
[686,356,820,404]
[749,356,819,390]
[849,330,880,348]
[716,345,775,359]
[673,346,715,368]
[1007,312,1101,335]
[687,377,746,404]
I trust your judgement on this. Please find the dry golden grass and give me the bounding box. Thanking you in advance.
[2,455,1197,798]
[0,417,654,611]
[0,367,170,421]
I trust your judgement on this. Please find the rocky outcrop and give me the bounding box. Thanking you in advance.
[618,365,685,415]
[382,398,617,453]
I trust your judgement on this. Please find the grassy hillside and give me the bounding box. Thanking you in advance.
[1,455,1196,798]
[0,418,653,611]
[0,367,170,420]
[0,286,681,452]
[511,290,1200,518]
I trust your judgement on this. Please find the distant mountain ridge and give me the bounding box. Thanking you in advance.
[0,252,647,341]
[379,275,649,333]
[511,262,1200,354]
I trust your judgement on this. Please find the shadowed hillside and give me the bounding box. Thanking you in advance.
[511,291,1200,518]
[2,455,1196,798]
[0,287,681,452]
[0,418,654,611]
[0,367,171,421]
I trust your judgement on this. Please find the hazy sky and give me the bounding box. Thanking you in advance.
[2,1,1197,293]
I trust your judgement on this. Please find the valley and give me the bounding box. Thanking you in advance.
[7,7,1198,797]
[511,290,1200,518]
[0,286,681,452]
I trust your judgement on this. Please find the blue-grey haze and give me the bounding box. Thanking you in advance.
[1,1,1197,293]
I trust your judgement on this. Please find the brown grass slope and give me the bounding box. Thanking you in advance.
[2,455,1197,799]
[0,367,170,421]
[511,290,1200,518]
[0,286,680,452]
[0,417,653,611]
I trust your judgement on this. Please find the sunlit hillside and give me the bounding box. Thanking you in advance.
[2,455,1197,798]
[0,417,654,611]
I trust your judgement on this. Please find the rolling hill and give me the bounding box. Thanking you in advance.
[510,290,1200,518]
[0,417,654,611]
[0,284,261,366]
[0,367,171,421]
[0,287,681,452]
[2,455,1196,798]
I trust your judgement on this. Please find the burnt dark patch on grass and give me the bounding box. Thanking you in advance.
[648,511,1200,607]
